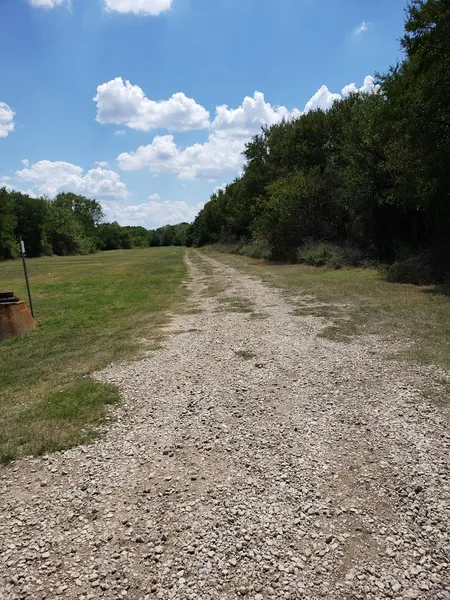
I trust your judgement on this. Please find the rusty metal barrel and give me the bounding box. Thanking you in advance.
[0,291,36,341]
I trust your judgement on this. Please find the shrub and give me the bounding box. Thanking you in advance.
[386,244,450,285]
[205,243,242,254]
[238,240,273,260]
[297,242,363,269]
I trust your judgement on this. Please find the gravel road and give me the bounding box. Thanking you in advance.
[1,250,449,600]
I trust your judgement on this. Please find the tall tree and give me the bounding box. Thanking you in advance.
[380,0,450,232]
[0,187,19,260]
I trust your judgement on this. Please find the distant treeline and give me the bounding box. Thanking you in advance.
[186,0,450,283]
[0,188,189,260]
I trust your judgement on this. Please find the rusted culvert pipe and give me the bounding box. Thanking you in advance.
[0,291,36,342]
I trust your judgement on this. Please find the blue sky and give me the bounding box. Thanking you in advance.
[1,0,406,229]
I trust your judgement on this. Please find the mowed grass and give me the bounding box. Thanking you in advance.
[0,247,187,464]
[204,251,450,371]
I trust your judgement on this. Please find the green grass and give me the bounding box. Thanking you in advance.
[204,251,450,371]
[0,247,187,463]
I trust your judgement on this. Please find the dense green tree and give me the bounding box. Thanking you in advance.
[380,0,450,231]
[187,0,450,278]
[0,187,18,260]
[54,193,104,235]
[47,202,94,255]
[13,192,51,257]
[0,187,192,261]
[97,222,132,251]
[122,226,152,247]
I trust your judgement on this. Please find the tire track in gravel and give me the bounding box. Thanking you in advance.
[0,249,449,600]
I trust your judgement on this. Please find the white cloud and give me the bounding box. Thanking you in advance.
[213,183,227,195]
[342,75,380,97]
[94,77,210,132]
[212,92,300,138]
[303,86,342,113]
[148,193,160,201]
[16,160,128,199]
[95,161,109,167]
[115,76,378,181]
[102,199,203,229]
[0,102,15,138]
[29,0,65,7]
[22,159,29,167]
[303,76,380,113]
[354,21,369,35]
[117,133,246,181]
[1,176,11,181]
[104,0,172,16]
[2,181,38,198]
[114,129,127,136]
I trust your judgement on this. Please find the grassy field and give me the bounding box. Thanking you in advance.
[0,247,187,464]
[204,250,450,372]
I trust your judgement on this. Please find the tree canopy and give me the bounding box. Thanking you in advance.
[187,0,450,278]
[0,189,189,260]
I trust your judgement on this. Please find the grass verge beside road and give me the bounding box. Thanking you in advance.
[0,247,187,464]
[204,250,450,372]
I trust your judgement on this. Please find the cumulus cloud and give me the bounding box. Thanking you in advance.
[94,77,210,132]
[102,199,203,229]
[1,179,38,198]
[0,102,15,138]
[104,0,172,15]
[213,183,227,195]
[114,130,127,136]
[303,86,342,113]
[303,76,379,113]
[115,76,378,182]
[29,0,65,7]
[212,92,300,138]
[342,75,380,96]
[117,133,246,181]
[16,160,128,199]
[354,21,369,35]
[148,193,160,201]
[95,161,109,167]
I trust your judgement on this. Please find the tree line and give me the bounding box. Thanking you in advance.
[186,0,450,283]
[0,189,189,260]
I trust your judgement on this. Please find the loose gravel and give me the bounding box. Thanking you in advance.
[1,250,449,600]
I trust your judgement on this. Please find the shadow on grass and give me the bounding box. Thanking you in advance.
[423,285,450,298]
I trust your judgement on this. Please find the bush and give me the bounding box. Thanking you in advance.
[205,243,242,254]
[238,240,273,260]
[297,242,363,269]
[386,244,450,285]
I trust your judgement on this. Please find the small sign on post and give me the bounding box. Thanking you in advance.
[19,236,34,318]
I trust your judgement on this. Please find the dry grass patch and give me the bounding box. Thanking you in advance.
[204,250,450,371]
[217,296,254,314]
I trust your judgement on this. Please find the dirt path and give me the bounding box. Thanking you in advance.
[1,250,449,600]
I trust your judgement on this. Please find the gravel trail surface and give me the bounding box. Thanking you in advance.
[1,250,449,600]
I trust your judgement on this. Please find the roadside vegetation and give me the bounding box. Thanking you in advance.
[205,250,450,372]
[187,1,450,286]
[0,247,186,464]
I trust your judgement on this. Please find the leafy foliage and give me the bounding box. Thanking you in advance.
[0,188,190,259]
[188,0,450,282]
